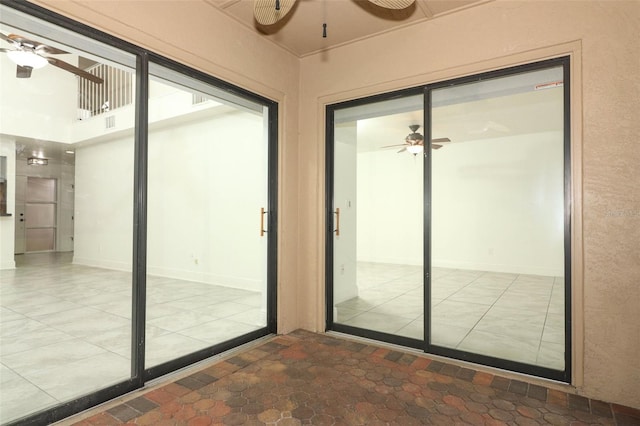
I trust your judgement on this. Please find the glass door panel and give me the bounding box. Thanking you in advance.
[0,11,136,423]
[429,66,566,370]
[146,64,270,368]
[331,94,425,340]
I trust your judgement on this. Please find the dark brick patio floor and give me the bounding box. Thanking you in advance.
[71,330,640,426]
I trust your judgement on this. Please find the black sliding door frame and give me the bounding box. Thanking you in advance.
[1,1,278,425]
[325,87,425,351]
[326,57,571,383]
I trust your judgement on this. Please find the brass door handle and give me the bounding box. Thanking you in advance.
[334,208,340,237]
[260,207,268,236]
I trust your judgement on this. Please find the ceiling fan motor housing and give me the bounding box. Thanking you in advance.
[405,132,424,145]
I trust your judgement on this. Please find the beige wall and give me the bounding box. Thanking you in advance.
[298,0,639,409]
[28,0,640,410]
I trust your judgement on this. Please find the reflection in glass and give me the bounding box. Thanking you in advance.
[332,95,425,339]
[0,13,135,422]
[145,67,269,368]
[430,67,565,370]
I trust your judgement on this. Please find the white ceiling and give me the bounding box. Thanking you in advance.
[205,0,488,57]
[355,87,564,153]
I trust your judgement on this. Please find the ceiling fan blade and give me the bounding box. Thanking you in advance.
[0,32,18,46]
[47,57,104,84]
[0,48,12,52]
[432,144,443,150]
[431,137,451,143]
[397,147,407,153]
[35,44,68,55]
[254,0,297,25]
[16,65,33,78]
[7,34,67,55]
[367,0,415,10]
[380,143,407,148]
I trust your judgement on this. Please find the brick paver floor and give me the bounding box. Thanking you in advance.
[71,330,640,425]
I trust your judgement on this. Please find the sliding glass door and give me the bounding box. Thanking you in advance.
[0,2,277,424]
[327,59,570,380]
[145,64,272,371]
[429,65,568,373]
[328,93,425,345]
[0,9,137,424]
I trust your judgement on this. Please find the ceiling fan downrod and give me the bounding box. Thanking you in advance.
[275,0,280,10]
[322,23,327,38]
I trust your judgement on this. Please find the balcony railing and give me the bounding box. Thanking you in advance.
[77,63,133,120]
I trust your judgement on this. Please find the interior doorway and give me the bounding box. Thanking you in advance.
[13,143,76,256]
[24,177,57,252]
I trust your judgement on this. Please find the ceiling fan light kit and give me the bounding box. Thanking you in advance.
[406,145,423,155]
[6,49,47,69]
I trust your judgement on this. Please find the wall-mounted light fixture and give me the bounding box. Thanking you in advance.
[27,157,48,166]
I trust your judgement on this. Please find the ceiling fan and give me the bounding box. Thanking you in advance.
[0,32,103,84]
[382,125,452,155]
[254,0,415,28]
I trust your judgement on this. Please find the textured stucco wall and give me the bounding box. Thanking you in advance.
[297,0,639,408]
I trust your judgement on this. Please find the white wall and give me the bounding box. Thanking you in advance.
[73,108,267,291]
[0,49,77,143]
[432,132,564,276]
[356,148,424,265]
[356,131,564,276]
[333,123,358,304]
[146,109,266,291]
[72,135,134,270]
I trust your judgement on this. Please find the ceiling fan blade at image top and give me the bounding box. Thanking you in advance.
[47,57,104,84]
[368,0,415,9]
[254,0,297,25]
[397,147,407,153]
[431,144,443,150]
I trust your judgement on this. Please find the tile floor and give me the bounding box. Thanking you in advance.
[0,253,265,424]
[62,330,639,426]
[336,262,565,370]
[1,256,568,424]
